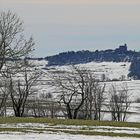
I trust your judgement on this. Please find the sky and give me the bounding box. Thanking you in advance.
[0,0,140,57]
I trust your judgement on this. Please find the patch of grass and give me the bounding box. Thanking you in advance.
[0,119,139,138]
[0,126,139,138]
[0,117,139,128]
[0,127,139,138]
[0,128,28,133]
[63,130,140,138]
[41,128,140,138]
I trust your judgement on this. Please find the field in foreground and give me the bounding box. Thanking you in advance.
[0,118,140,139]
[0,133,139,140]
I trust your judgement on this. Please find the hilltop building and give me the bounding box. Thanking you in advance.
[115,44,127,53]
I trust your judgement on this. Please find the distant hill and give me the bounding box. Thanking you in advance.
[26,44,140,79]
[45,44,140,66]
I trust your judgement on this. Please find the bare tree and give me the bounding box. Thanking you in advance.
[49,66,88,119]
[108,84,131,122]
[28,97,48,117]
[29,93,59,118]
[49,66,105,120]
[26,92,60,118]
[7,60,41,117]
[0,11,34,71]
[0,11,35,116]
[81,70,106,120]
[40,93,58,118]
[85,78,106,120]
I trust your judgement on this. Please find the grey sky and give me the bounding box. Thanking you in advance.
[0,0,140,57]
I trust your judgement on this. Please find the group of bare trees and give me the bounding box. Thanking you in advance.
[49,66,131,121]
[108,84,131,122]
[0,11,132,121]
[49,66,104,120]
[0,11,38,117]
[26,93,60,118]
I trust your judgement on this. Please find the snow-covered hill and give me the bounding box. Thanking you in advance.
[31,60,140,101]
[32,61,138,99]
[50,62,131,80]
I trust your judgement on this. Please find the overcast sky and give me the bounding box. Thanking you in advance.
[0,0,140,57]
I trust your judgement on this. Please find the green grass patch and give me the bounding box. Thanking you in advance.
[0,127,139,138]
[0,118,139,138]
[62,129,140,138]
[0,128,28,133]
[35,128,140,138]
[0,117,139,128]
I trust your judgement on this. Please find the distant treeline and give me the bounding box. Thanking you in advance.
[45,44,140,66]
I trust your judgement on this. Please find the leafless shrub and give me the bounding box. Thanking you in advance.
[108,83,131,122]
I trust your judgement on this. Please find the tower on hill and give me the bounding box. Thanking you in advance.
[115,44,127,53]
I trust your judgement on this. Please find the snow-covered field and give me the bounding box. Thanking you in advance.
[3,60,140,122]
[49,61,131,80]
[34,61,131,81]
[0,133,139,140]
[29,61,140,122]
[0,123,140,134]
[35,61,133,97]
[35,61,140,99]
[0,123,139,140]
[1,60,140,139]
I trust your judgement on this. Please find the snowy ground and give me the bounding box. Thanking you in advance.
[35,61,136,99]
[0,123,140,140]
[0,123,140,134]
[48,61,131,80]
[0,132,139,140]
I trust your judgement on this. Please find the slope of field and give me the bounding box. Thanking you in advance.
[31,61,133,98]
[35,61,140,101]
[49,62,131,80]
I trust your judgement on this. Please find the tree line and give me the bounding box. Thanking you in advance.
[46,45,140,66]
